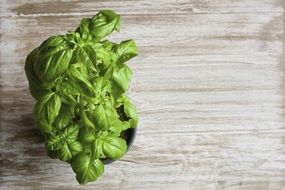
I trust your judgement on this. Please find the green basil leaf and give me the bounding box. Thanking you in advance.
[93,102,117,130]
[46,124,79,150]
[123,98,138,128]
[77,45,97,73]
[100,134,127,160]
[25,47,50,99]
[59,141,82,161]
[91,140,103,159]
[54,105,73,130]
[40,35,66,47]
[90,10,120,40]
[35,47,73,84]
[34,92,61,134]
[79,128,95,144]
[91,77,111,98]
[71,153,104,184]
[46,134,63,151]
[96,47,112,69]
[68,64,93,88]
[58,79,80,96]
[46,124,82,161]
[68,64,95,96]
[79,107,95,129]
[117,96,138,128]
[102,40,116,51]
[114,39,138,63]
[108,119,129,136]
[112,64,132,95]
[78,18,91,34]
[34,35,72,83]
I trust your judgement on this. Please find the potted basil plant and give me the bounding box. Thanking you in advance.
[24,10,138,184]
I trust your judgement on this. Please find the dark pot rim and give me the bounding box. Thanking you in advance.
[101,127,137,165]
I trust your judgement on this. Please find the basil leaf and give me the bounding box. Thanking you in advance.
[102,40,116,51]
[96,47,112,69]
[46,124,82,161]
[79,128,95,144]
[78,18,91,34]
[34,36,73,83]
[59,141,82,161]
[40,35,66,47]
[89,10,120,40]
[123,98,138,128]
[77,45,97,73]
[25,47,50,99]
[68,64,95,96]
[46,124,79,149]
[108,119,129,136]
[91,77,111,98]
[54,105,73,130]
[93,102,118,131]
[91,140,103,159]
[34,92,61,134]
[114,39,138,63]
[117,96,138,128]
[71,153,104,184]
[58,79,80,96]
[112,64,132,95]
[79,107,95,129]
[100,134,127,160]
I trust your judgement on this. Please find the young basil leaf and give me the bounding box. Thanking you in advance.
[102,40,116,51]
[117,95,138,128]
[78,18,91,34]
[46,124,79,150]
[68,64,95,97]
[59,141,82,161]
[79,107,95,129]
[68,64,94,89]
[89,10,120,40]
[93,102,117,131]
[108,119,129,136]
[77,45,97,73]
[90,77,111,98]
[46,124,82,161]
[79,128,95,144]
[58,79,80,96]
[71,153,104,184]
[54,105,73,130]
[111,64,132,95]
[96,47,112,70]
[34,92,61,134]
[122,98,138,128]
[114,39,138,63]
[99,134,127,160]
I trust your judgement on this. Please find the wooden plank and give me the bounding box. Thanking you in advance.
[1,0,285,190]
[0,0,283,17]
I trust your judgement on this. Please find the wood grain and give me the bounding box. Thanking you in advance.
[1,0,285,190]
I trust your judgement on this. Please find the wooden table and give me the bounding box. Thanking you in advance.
[1,1,285,189]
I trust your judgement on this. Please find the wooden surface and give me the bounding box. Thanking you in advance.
[1,0,285,189]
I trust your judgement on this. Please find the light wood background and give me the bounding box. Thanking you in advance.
[1,0,285,189]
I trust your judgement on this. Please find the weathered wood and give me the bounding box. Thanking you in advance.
[1,0,285,190]
[0,0,283,17]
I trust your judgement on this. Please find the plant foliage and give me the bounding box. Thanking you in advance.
[24,10,138,184]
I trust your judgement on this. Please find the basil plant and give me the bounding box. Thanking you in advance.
[24,10,138,184]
